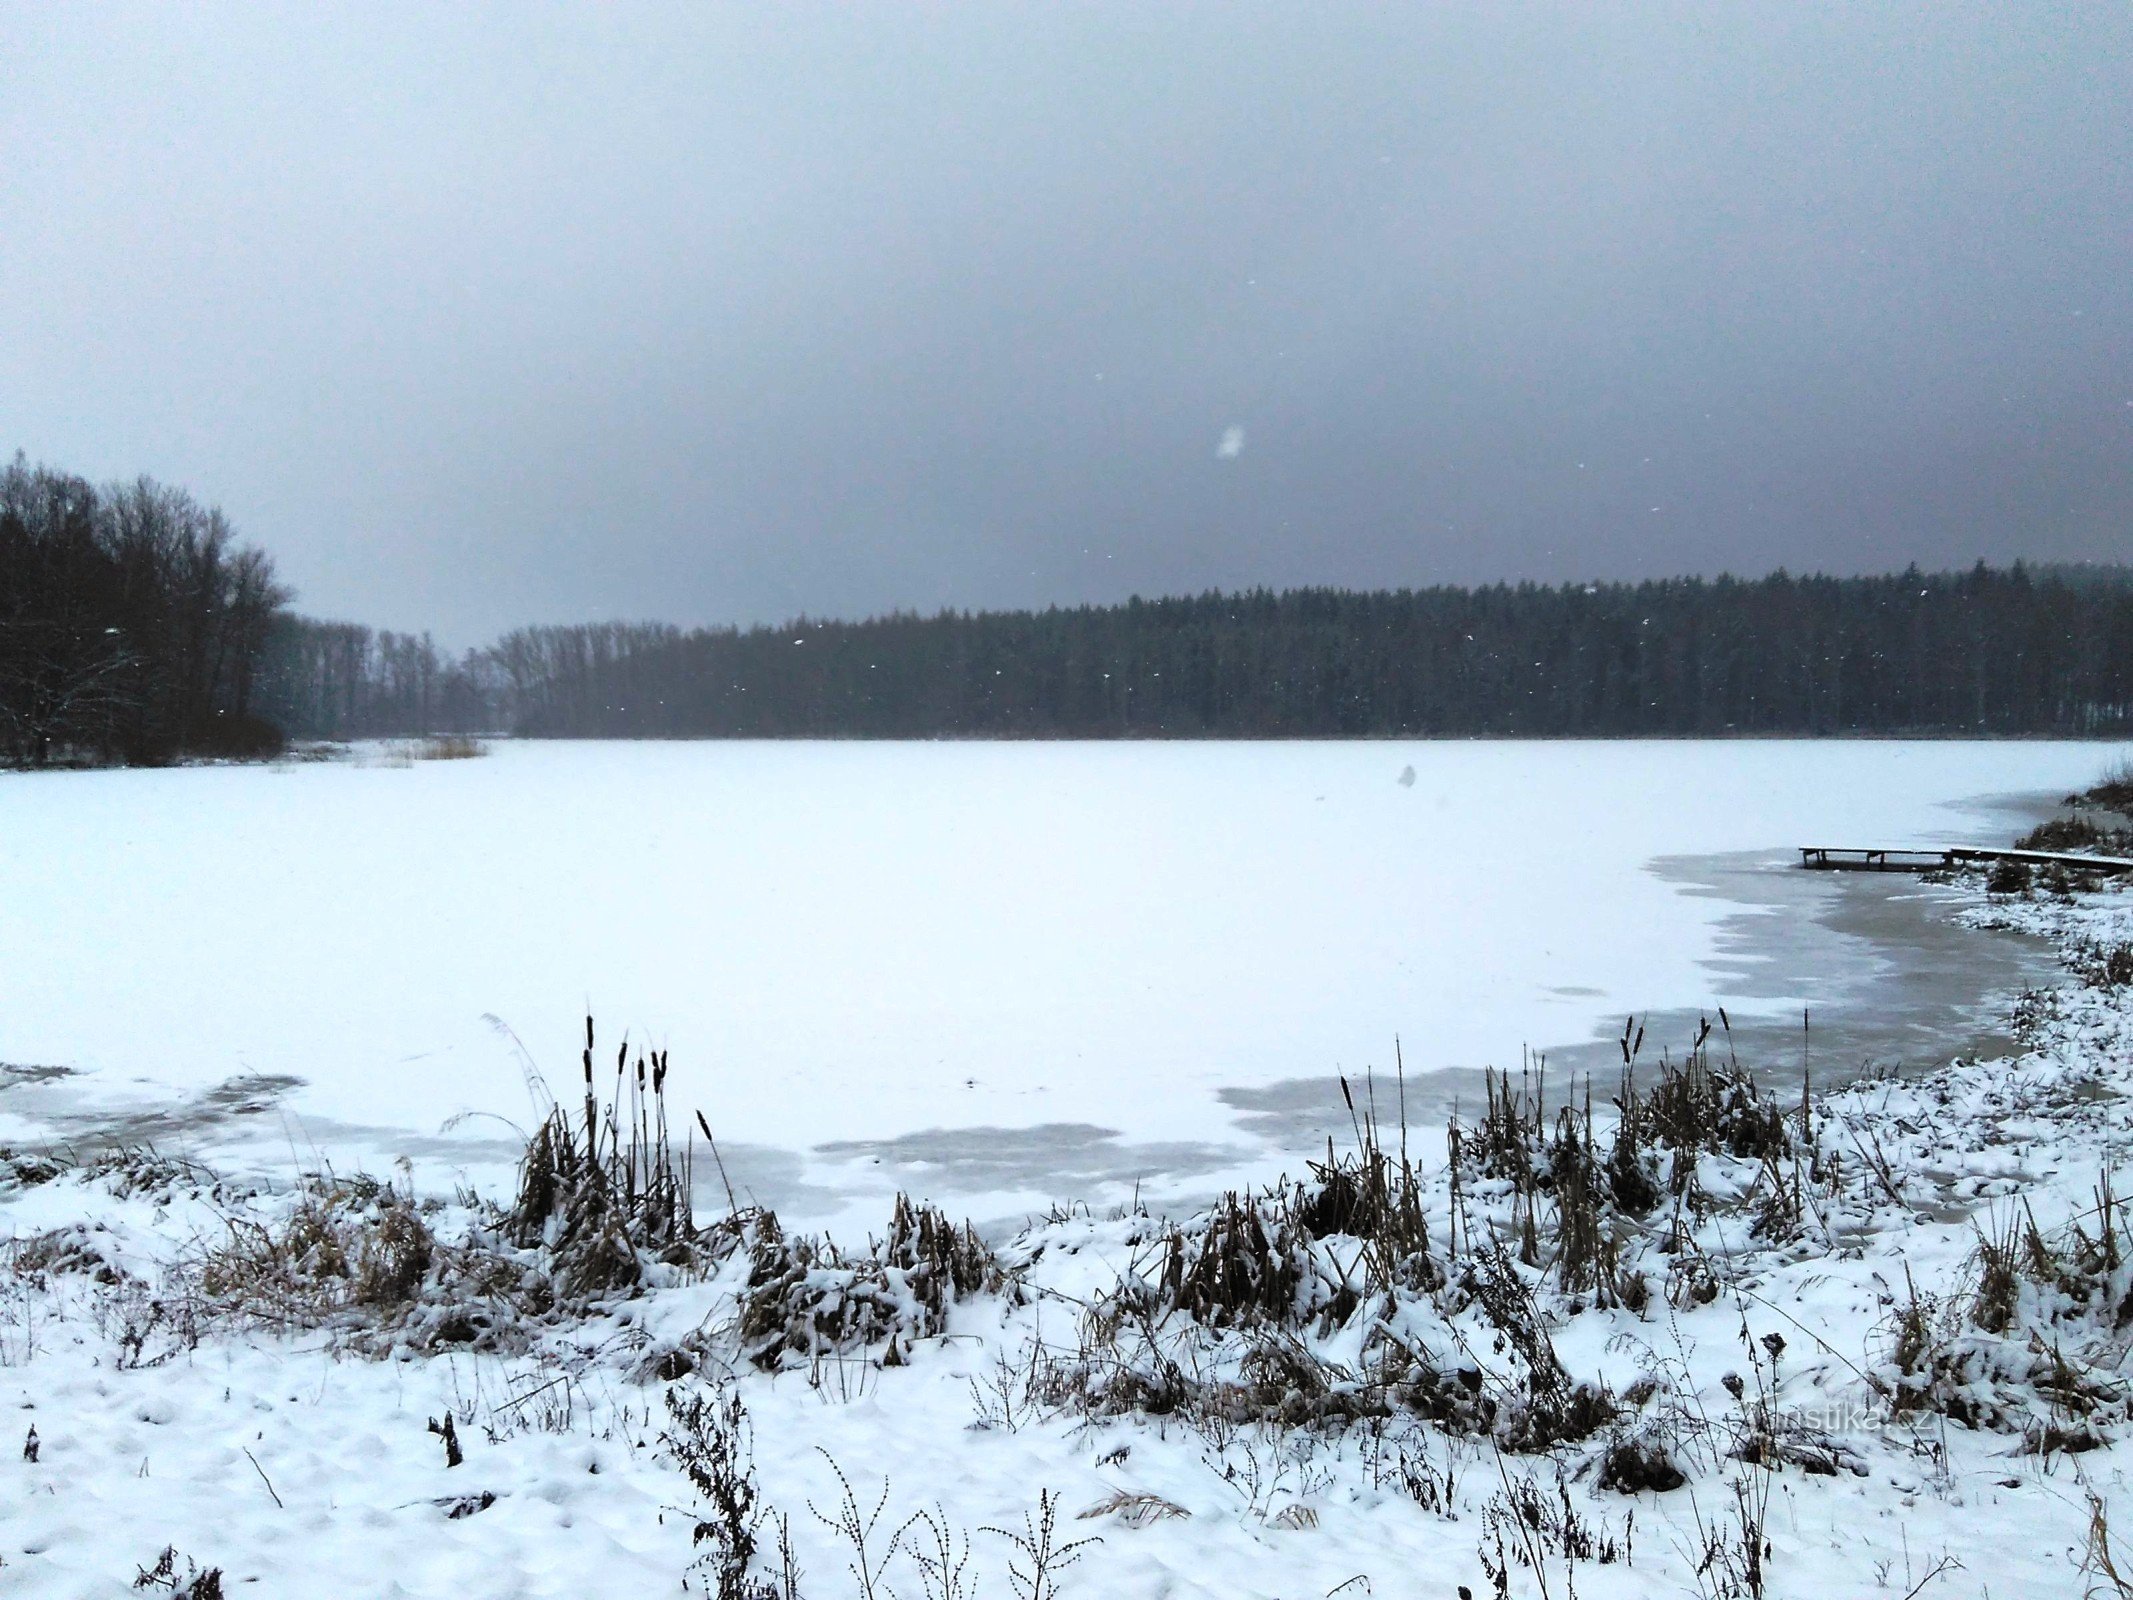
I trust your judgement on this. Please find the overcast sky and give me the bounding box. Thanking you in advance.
[3,5,2128,641]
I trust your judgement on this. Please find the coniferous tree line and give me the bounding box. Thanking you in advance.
[0,456,288,765]
[454,565,2133,740]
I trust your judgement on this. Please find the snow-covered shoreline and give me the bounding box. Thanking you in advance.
[7,862,2133,1597]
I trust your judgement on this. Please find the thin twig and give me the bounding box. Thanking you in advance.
[244,1446,284,1509]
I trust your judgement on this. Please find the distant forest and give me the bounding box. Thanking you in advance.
[8,455,2133,764]
[263,564,2133,742]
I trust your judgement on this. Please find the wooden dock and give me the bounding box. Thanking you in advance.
[1799,845,2133,875]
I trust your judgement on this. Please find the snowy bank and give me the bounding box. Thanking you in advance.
[7,862,2133,1596]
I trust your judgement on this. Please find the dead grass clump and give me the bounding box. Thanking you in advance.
[1888,1268,1950,1388]
[1972,1210,2045,1334]
[508,1019,706,1300]
[1457,1022,1794,1300]
[1889,1181,2133,1436]
[1597,1435,1686,1494]
[882,1193,999,1333]
[1475,1063,1550,1186]
[1294,1068,1437,1294]
[200,1172,438,1323]
[1043,1338,1192,1421]
[2093,768,2133,818]
[1453,1023,1795,1309]
[1630,1022,1788,1163]
[413,733,487,760]
[1606,1088,1663,1218]
[738,1197,998,1372]
[1078,1488,1189,1527]
[2073,942,2133,989]
[1049,1050,1655,1441]
[178,1020,746,1346]
[82,1146,225,1204]
[1548,1096,1633,1301]
[1467,1246,1619,1451]
[6,1223,131,1286]
[1989,857,2035,895]
[1229,1331,1352,1426]
[191,1172,544,1349]
[0,1148,65,1193]
[2018,815,2133,855]
[1157,1194,1304,1330]
[1747,1147,1804,1244]
[1032,1068,1450,1431]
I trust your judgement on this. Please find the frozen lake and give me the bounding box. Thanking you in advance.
[0,739,2116,1234]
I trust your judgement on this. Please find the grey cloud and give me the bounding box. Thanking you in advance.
[2,4,2126,641]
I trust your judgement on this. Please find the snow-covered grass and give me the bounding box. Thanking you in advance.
[8,855,2133,1596]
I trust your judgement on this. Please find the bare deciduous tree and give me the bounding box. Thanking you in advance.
[0,454,292,767]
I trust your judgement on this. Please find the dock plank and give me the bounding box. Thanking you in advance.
[1800,845,2133,875]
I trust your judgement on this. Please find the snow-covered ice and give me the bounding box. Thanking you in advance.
[0,739,2115,1234]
